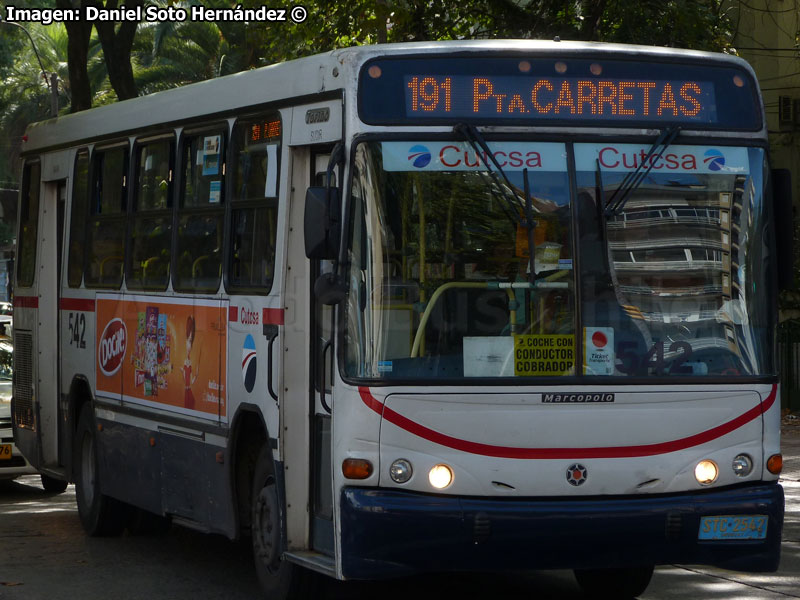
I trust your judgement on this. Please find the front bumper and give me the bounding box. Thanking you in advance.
[340,483,783,579]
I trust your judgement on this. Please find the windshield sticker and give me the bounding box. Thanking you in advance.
[583,327,615,375]
[574,144,749,174]
[513,334,574,376]
[382,142,567,172]
[464,337,514,377]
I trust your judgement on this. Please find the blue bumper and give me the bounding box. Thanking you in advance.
[340,483,783,579]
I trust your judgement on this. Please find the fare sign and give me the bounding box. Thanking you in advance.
[405,75,716,123]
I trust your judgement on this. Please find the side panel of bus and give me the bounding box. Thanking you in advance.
[32,97,344,558]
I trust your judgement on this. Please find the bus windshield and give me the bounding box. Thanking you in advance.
[343,140,774,381]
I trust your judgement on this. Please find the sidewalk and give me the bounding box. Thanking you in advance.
[781,416,800,482]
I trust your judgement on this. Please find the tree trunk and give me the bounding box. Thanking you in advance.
[56,0,93,112]
[89,0,142,101]
[579,0,608,41]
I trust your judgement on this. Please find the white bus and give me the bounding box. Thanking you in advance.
[13,41,788,599]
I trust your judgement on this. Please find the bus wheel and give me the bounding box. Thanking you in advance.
[40,474,68,493]
[251,445,317,599]
[574,565,654,599]
[73,405,129,536]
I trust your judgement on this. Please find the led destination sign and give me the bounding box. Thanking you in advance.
[359,57,761,130]
[405,75,716,123]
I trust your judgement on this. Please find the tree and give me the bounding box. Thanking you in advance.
[56,0,94,111]
[52,0,142,111]
[248,0,733,66]
[0,23,73,186]
[90,0,143,100]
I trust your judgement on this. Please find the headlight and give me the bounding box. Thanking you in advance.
[732,454,753,477]
[695,460,718,485]
[428,464,453,489]
[389,459,413,484]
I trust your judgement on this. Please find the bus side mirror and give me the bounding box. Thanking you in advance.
[304,186,340,260]
[772,168,794,290]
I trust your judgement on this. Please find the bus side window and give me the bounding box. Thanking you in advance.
[174,129,225,293]
[228,114,281,292]
[67,150,90,288]
[17,160,41,288]
[127,138,173,291]
[85,146,127,289]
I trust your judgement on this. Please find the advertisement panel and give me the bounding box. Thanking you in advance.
[96,294,226,418]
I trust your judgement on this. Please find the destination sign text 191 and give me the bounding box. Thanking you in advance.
[405,75,716,123]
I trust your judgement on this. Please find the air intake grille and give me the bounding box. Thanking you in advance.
[13,331,35,430]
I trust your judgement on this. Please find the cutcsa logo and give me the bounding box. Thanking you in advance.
[242,334,257,393]
[407,144,432,168]
[703,149,726,172]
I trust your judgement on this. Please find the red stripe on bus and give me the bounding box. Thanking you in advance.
[263,308,284,325]
[229,306,239,322]
[59,298,96,312]
[13,296,38,309]
[358,384,777,460]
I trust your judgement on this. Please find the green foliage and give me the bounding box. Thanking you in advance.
[245,0,733,65]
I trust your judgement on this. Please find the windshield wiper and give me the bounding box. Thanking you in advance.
[453,123,531,229]
[604,125,681,217]
[453,123,538,280]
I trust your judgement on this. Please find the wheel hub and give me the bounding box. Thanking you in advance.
[254,481,281,569]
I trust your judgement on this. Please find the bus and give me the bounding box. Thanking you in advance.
[12,40,788,599]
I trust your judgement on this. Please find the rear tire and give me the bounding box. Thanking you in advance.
[574,565,654,599]
[40,474,68,493]
[251,445,318,599]
[73,405,129,536]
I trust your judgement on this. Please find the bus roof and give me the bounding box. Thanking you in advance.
[22,40,756,154]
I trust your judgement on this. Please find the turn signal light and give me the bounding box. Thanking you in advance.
[342,458,373,480]
[767,454,783,475]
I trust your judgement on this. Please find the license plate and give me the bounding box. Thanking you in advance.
[698,515,768,540]
[0,443,11,460]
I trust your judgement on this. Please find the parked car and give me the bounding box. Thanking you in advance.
[0,328,67,492]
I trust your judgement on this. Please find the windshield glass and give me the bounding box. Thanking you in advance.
[576,143,774,377]
[343,140,774,381]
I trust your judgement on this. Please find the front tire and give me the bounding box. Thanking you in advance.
[251,445,317,599]
[574,565,654,599]
[40,474,68,493]
[73,405,129,536]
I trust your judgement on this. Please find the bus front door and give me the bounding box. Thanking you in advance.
[283,102,341,564]
[310,150,336,555]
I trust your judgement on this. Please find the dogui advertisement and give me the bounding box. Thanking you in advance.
[96,294,227,417]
